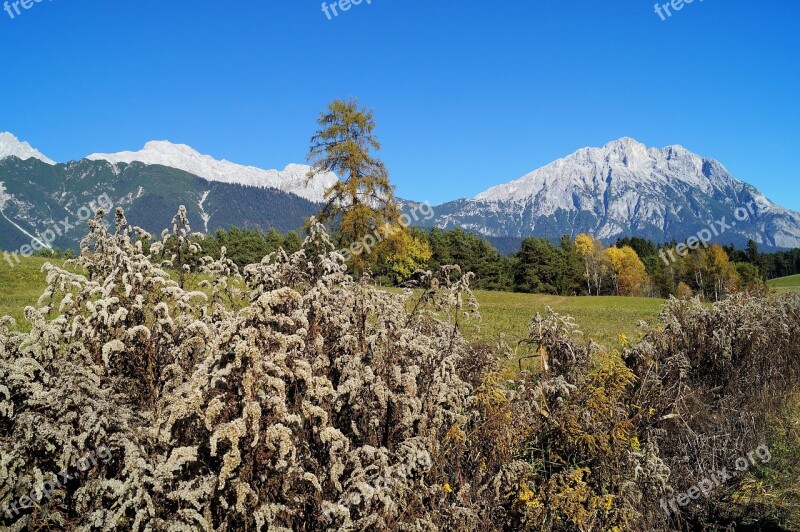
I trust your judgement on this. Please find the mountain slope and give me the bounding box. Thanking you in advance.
[0,157,321,253]
[87,141,337,202]
[424,138,800,249]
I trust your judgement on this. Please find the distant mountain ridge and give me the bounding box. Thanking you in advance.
[0,133,55,165]
[87,141,337,203]
[0,157,321,254]
[1,133,800,254]
[423,138,800,249]
[0,134,333,253]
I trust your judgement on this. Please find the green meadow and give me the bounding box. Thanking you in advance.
[461,291,663,347]
[0,255,661,346]
[2,255,798,345]
[768,273,800,293]
[0,255,52,327]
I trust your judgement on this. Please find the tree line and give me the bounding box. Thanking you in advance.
[183,224,798,301]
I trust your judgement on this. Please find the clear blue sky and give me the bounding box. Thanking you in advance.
[1,1,798,209]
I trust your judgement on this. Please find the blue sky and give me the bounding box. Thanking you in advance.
[1,1,798,209]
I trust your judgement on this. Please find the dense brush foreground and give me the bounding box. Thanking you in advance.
[1,209,800,531]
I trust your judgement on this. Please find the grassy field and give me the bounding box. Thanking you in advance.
[0,256,53,327]
[768,273,800,294]
[462,291,663,347]
[3,256,797,347]
[1,256,665,345]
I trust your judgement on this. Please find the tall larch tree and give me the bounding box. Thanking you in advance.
[306,98,430,278]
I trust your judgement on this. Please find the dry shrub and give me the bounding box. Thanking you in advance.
[449,294,800,531]
[2,207,799,531]
[0,209,484,530]
[624,292,800,529]
[457,312,643,531]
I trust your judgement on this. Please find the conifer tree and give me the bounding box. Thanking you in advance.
[307,98,429,277]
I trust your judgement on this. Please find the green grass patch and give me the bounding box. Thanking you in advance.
[2,256,666,348]
[768,274,800,294]
[462,291,664,348]
[0,256,55,327]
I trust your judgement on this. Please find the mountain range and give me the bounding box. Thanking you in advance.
[424,137,800,251]
[1,132,799,255]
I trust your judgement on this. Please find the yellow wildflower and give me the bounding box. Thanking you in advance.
[618,333,630,347]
